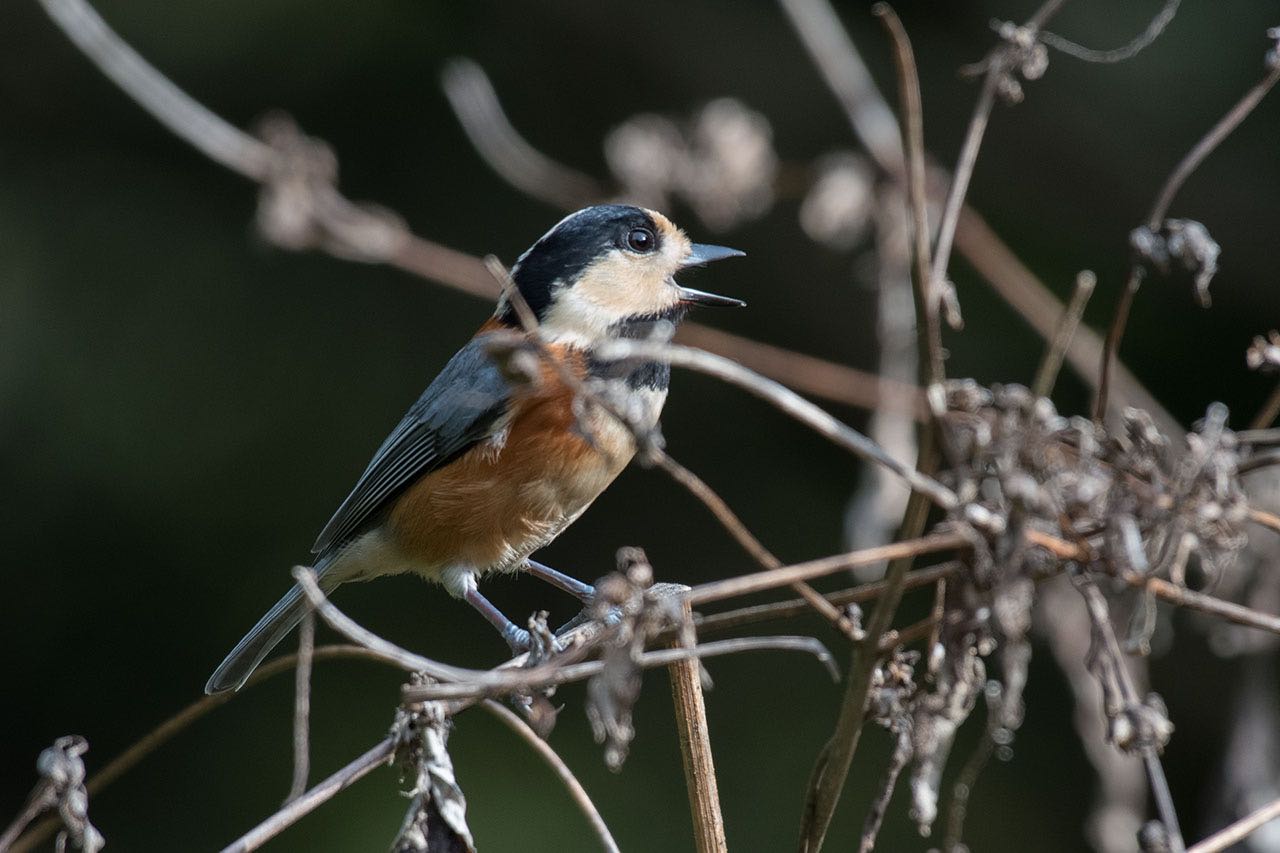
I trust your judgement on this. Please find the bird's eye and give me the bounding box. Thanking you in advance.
[626,227,656,253]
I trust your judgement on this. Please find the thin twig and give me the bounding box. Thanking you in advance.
[666,597,729,853]
[1040,0,1180,64]
[1187,796,1280,853]
[1097,49,1280,421]
[285,610,315,804]
[874,3,943,387]
[219,737,396,853]
[1033,270,1097,397]
[1076,577,1185,852]
[593,338,968,517]
[441,58,606,210]
[691,562,961,636]
[1137,576,1280,637]
[479,700,620,853]
[930,0,1068,311]
[689,533,967,606]
[1147,60,1280,230]
[651,449,860,639]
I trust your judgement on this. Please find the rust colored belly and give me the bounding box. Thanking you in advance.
[386,370,636,573]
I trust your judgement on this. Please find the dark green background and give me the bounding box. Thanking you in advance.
[4,1,1279,850]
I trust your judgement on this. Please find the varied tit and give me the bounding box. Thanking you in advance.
[205,204,744,694]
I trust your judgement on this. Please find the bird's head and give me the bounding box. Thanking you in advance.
[497,204,744,346]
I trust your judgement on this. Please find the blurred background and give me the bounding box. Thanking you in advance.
[4,1,1280,850]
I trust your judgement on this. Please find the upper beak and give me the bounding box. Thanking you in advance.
[677,243,747,308]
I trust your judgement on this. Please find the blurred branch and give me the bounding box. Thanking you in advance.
[1040,0,1180,64]
[441,58,607,210]
[776,0,905,175]
[479,700,620,853]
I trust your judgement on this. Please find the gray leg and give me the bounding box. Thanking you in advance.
[524,559,595,601]
[463,586,531,653]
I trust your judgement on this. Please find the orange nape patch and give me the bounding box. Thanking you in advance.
[385,344,636,573]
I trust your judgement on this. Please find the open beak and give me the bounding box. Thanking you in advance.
[677,243,747,308]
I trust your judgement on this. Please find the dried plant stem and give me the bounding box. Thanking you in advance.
[667,598,729,853]
[479,700,620,853]
[1187,796,1280,853]
[285,610,315,804]
[1033,270,1097,397]
[1077,578,1185,851]
[219,737,395,853]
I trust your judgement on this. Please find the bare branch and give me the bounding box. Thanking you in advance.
[441,58,607,210]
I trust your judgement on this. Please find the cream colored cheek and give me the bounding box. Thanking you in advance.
[574,254,678,316]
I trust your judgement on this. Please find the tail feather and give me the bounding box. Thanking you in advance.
[204,565,342,695]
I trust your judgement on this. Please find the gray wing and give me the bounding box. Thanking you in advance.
[311,336,512,556]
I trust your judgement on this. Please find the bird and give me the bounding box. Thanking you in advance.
[204,204,744,694]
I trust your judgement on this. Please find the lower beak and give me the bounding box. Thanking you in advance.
[677,286,747,308]
[677,243,746,308]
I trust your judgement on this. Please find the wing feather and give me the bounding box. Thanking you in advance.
[311,336,511,556]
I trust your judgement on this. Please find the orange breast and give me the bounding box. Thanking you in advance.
[385,344,635,573]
